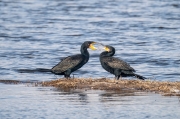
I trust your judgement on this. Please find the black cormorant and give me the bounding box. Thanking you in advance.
[51,41,97,78]
[100,45,146,80]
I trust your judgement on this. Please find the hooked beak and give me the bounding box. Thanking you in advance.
[103,46,110,52]
[98,43,110,52]
[89,42,110,51]
[89,42,97,50]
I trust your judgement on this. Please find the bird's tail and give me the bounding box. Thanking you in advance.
[35,68,52,72]
[134,74,146,80]
[17,68,52,73]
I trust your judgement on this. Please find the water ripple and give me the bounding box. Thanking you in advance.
[0,0,180,81]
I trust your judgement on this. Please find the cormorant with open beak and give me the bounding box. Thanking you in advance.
[100,45,146,80]
[51,41,97,78]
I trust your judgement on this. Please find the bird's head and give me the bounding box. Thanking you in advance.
[102,45,115,52]
[84,41,98,50]
[101,45,115,56]
[103,46,111,52]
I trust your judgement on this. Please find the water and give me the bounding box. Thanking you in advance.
[1,84,180,119]
[0,0,180,118]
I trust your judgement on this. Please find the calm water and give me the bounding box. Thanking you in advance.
[0,84,180,119]
[0,0,180,118]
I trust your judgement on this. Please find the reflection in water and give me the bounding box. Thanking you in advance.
[0,84,180,119]
[78,93,88,103]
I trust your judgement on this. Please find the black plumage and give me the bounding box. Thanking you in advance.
[51,41,97,78]
[100,45,146,80]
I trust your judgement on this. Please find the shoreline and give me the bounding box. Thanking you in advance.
[41,78,180,96]
[1,78,180,96]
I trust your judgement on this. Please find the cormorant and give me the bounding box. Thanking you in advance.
[100,45,146,80]
[51,41,97,78]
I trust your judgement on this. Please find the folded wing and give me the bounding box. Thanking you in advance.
[52,54,83,74]
[102,57,135,72]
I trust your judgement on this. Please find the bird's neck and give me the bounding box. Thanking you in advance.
[80,46,89,58]
[100,51,114,57]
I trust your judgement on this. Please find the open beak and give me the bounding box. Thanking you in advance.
[89,42,109,51]
[89,42,97,50]
[104,46,110,52]
[98,43,110,52]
